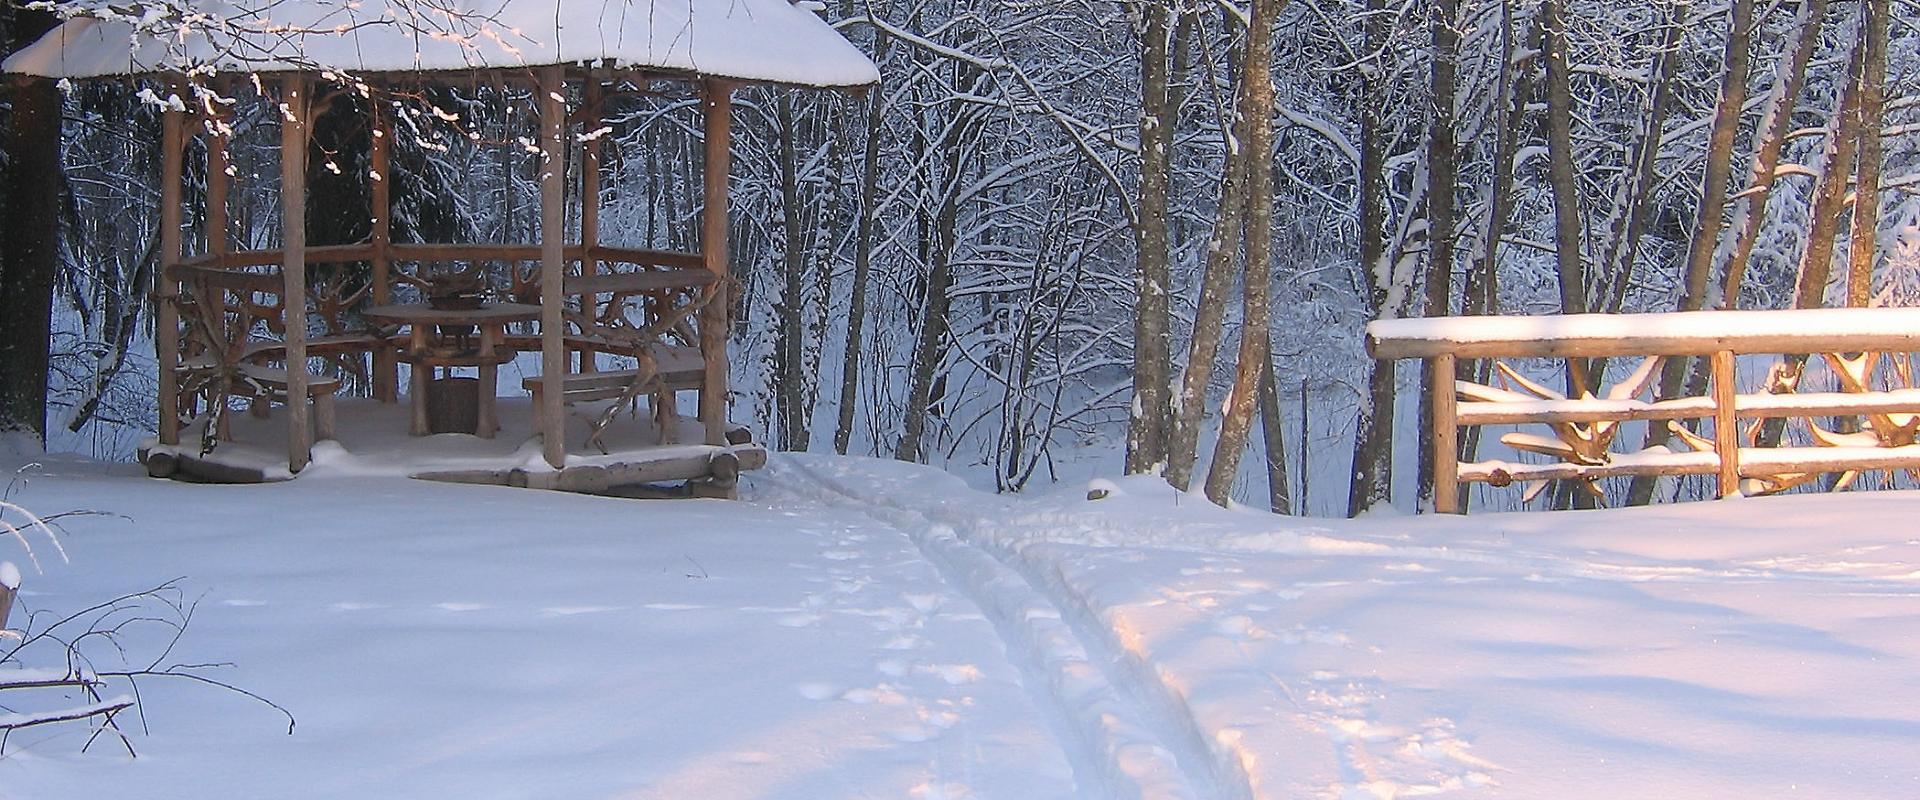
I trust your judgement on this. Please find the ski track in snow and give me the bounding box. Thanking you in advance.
[771,457,1258,800]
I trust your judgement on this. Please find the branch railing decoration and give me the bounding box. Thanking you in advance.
[1367,308,1920,513]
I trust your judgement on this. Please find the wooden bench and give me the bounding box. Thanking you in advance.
[522,344,706,446]
[1367,308,1920,513]
[175,359,341,441]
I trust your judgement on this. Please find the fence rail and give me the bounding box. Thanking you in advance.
[1367,309,1920,513]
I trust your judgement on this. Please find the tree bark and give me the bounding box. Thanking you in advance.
[0,10,62,442]
[1542,0,1586,320]
[774,93,811,451]
[1846,0,1888,308]
[1715,0,1828,310]
[1417,0,1460,509]
[1754,5,1866,451]
[1628,0,1751,505]
[1257,347,1291,514]
[1126,0,1176,476]
[1203,0,1279,507]
[1791,19,1868,312]
[1346,0,1397,517]
[1165,13,1251,492]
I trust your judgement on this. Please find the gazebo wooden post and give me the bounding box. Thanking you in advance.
[281,77,312,472]
[699,79,734,447]
[156,82,185,447]
[538,65,569,469]
[370,94,397,402]
[578,75,601,375]
[204,84,232,392]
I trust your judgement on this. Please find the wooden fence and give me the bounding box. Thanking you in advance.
[1367,308,1920,513]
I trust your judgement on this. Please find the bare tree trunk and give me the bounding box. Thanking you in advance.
[1753,5,1867,451]
[1676,0,1755,317]
[1594,1,1688,317]
[1258,348,1291,514]
[1792,22,1868,312]
[1542,0,1586,320]
[774,94,811,451]
[896,74,977,464]
[834,30,891,456]
[1462,0,1531,464]
[1127,0,1176,476]
[1165,14,1251,492]
[1846,0,1888,308]
[1203,0,1279,508]
[0,57,61,442]
[1417,0,1460,509]
[1346,0,1398,517]
[1629,0,1754,506]
[1715,0,1828,310]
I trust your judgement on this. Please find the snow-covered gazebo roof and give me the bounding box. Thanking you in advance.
[1,0,879,87]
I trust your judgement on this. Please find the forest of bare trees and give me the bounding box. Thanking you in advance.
[3,0,1918,514]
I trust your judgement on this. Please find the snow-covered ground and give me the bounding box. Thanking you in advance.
[2,449,1917,798]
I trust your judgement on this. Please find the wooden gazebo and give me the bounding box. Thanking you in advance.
[5,0,877,495]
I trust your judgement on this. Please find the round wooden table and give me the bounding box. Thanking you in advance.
[362,302,541,437]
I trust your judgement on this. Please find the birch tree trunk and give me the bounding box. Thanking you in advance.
[1203,0,1279,508]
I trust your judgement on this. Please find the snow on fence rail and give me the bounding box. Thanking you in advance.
[1366,309,1920,513]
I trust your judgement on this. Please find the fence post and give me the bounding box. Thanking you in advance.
[1712,350,1740,497]
[1433,353,1461,513]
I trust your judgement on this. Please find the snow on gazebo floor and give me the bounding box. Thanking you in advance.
[139,396,765,494]
[2,450,1917,798]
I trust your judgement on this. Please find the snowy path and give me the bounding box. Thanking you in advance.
[0,456,1076,799]
[770,459,1243,800]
